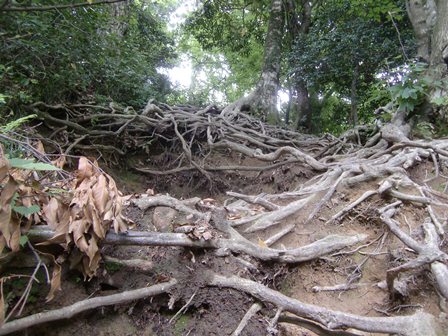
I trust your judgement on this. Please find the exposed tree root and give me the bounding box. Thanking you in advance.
[379,204,448,300]
[0,279,177,336]
[9,100,448,334]
[27,226,367,264]
[207,273,444,336]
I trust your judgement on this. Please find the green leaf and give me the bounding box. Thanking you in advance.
[9,158,60,171]
[13,204,41,216]
[401,87,412,99]
[431,96,447,106]
[19,235,29,247]
[1,114,37,132]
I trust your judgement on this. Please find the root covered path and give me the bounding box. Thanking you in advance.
[2,102,448,335]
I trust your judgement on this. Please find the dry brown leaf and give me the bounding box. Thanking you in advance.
[42,198,59,229]
[40,156,128,278]
[113,215,127,233]
[34,140,45,154]
[51,155,66,170]
[76,157,95,182]
[86,236,99,267]
[0,151,10,182]
[8,217,21,252]
[45,261,62,302]
[0,279,4,326]
[0,236,5,255]
[92,174,108,214]
[0,177,19,251]
[202,231,213,240]
[88,202,105,239]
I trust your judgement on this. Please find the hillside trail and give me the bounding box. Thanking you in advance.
[2,102,448,336]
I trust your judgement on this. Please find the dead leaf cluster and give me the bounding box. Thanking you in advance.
[42,157,128,278]
[0,143,129,326]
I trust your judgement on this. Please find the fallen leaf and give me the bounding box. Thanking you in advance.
[0,279,4,326]
[76,157,94,182]
[46,260,62,302]
[92,174,108,214]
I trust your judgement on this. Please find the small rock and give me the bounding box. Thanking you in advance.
[152,206,177,232]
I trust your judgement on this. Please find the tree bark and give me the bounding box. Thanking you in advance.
[429,0,448,79]
[406,0,436,62]
[291,0,313,132]
[350,62,359,127]
[109,0,130,37]
[285,85,293,126]
[221,0,284,123]
[252,0,284,123]
[406,0,448,118]
[295,80,312,131]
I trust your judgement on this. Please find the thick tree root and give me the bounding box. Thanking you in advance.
[379,204,448,300]
[0,279,177,336]
[207,273,444,336]
[16,100,448,334]
[27,226,367,264]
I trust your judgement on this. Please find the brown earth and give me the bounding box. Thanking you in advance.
[8,151,448,336]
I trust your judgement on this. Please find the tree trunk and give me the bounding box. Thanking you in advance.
[221,0,284,123]
[350,62,359,127]
[406,0,436,62]
[252,0,284,123]
[406,0,448,119]
[429,1,448,80]
[291,0,313,132]
[295,80,312,131]
[109,0,130,37]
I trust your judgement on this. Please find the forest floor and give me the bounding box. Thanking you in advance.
[13,150,447,336]
[2,103,448,336]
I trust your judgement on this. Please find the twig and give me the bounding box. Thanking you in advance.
[231,302,262,336]
[267,307,282,335]
[169,290,198,324]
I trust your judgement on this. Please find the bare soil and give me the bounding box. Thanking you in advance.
[9,152,448,336]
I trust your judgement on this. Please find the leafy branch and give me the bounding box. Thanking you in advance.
[0,0,126,12]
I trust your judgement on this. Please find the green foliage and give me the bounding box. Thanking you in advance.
[311,93,351,135]
[1,115,37,132]
[289,0,412,91]
[8,158,60,171]
[176,0,267,105]
[358,80,391,123]
[185,0,268,55]
[413,121,435,139]
[19,235,29,247]
[105,261,121,273]
[13,204,41,217]
[288,0,415,133]
[388,62,429,113]
[0,1,176,115]
[387,62,448,116]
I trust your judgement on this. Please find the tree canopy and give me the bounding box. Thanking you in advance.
[1,0,447,134]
